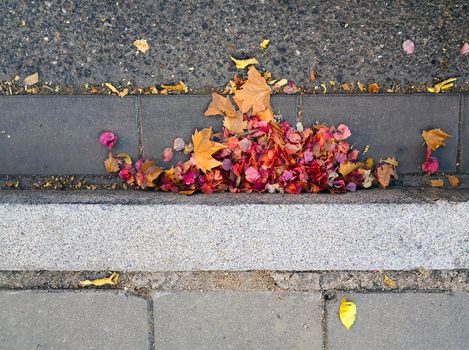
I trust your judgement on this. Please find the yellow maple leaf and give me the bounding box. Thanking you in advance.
[161,81,188,92]
[133,39,150,53]
[229,55,259,69]
[339,299,356,330]
[80,272,119,287]
[192,128,226,173]
[224,113,247,134]
[427,77,456,93]
[104,154,119,173]
[260,39,270,49]
[421,128,450,151]
[233,66,271,115]
[204,92,238,119]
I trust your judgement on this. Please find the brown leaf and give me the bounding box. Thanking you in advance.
[24,72,39,86]
[431,179,444,187]
[357,81,365,92]
[233,66,271,115]
[223,113,247,134]
[204,92,238,119]
[133,39,150,53]
[421,128,450,151]
[375,163,397,188]
[309,68,316,81]
[367,82,379,93]
[446,175,459,188]
[340,83,352,92]
[104,153,119,173]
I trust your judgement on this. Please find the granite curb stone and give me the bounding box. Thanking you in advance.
[152,291,323,350]
[462,94,469,172]
[0,290,151,350]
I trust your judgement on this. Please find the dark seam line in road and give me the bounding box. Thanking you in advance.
[320,292,328,350]
[457,94,464,172]
[136,95,144,158]
[297,93,302,125]
[147,297,156,350]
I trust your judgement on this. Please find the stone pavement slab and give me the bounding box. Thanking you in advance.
[0,290,151,350]
[152,291,322,350]
[326,292,469,350]
[0,95,138,175]
[301,94,460,172]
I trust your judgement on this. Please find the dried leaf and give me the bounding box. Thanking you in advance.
[133,39,149,53]
[383,274,396,287]
[259,39,270,49]
[24,72,39,86]
[339,299,356,330]
[309,68,316,81]
[115,152,132,165]
[340,83,352,92]
[461,42,469,56]
[273,79,288,88]
[118,88,129,97]
[233,66,271,115]
[104,154,120,173]
[204,92,238,119]
[375,163,397,188]
[161,81,188,92]
[257,107,274,122]
[446,175,459,188]
[80,272,119,287]
[402,39,415,54]
[427,77,457,93]
[357,81,365,92]
[421,128,450,151]
[381,157,399,166]
[105,83,119,94]
[339,161,360,176]
[431,179,444,187]
[223,113,247,134]
[367,82,379,93]
[173,137,185,151]
[163,147,173,162]
[229,56,259,69]
[192,128,226,173]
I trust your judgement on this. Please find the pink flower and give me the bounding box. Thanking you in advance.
[422,147,438,175]
[99,131,117,150]
[119,165,132,181]
[163,148,173,162]
[402,39,415,54]
[460,42,469,56]
[245,167,260,183]
[333,124,351,141]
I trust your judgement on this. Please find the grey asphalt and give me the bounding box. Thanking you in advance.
[0,290,467,350]
[0,1,467,89]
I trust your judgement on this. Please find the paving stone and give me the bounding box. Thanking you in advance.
[327,292,469,350]
[0,290,150,350]
[140,95,297,167]
[462,94,469,172]
[302,94,460,173]
[0,96,138,175]
[152,291,323,350]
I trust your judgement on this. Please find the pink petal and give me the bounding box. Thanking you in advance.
[403,39,415,54]
[163,148,173,162]
[98,131,117,150]
[245,167,260,183]
[334,124,351,141]
[460,42,469,56]
[173,137,185,151]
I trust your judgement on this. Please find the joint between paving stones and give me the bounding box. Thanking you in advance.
[136,95,144,158]
[457,94,465,172]
[147,297,156,350]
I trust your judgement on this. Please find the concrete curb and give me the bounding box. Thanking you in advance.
[1,189,468,271]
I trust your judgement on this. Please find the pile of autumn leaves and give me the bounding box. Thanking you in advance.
[100,66,399,194]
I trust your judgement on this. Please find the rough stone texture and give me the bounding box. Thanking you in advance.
[0,190,468,271]
[0,1,467,89]
[0,290,150,350]
[0,95,138,175]
[327,292,469,350]
[302,94,460,172]
[153,291,322,350]
[462,94,469,172]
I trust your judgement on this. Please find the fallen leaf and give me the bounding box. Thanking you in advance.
[309,68,316,81]
[273,78,288,88]
[340,83,352,92]
[223,113,247,134]
[133,39,149,53]
[204,92,238,119]
[173,137,185,151]
[460,42,469,56]
[105,83,119,94]
[357,81,365,92]
[368,82,379,93]
[375,163,397,188]
[257,107,274,122]
[421,128,450,151]
[422,147,439,175]
[402,39,415,54]
[104,153,120,173]
[446,175,459,188]
[381,157,399,166]
[192,128,226,173]
[3,180,19,188]
[118,88,129,97]
[80,272,119,287]
[431,179,444,187]
[383,274,396,287]
[259,39,270,49]
[99,131,117,150]
[321,83,327,93]
[163,148,173,162]
[115,152,132,164]
[233,66,271,115]
[339,161,360,176]
[161,81,188,92]
[427,77,456,93]
[24,72,39,86]
[229,55,259,69]
[283,83,299,94]
[339,299,356,330]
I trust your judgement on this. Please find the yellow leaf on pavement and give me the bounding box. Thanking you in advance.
[446,175,459,188]
[118,88,129,97]
[104,154,120,173]
[80,272,119,287]
[161,81,188,92]
[339,161,360,176]
[260,39,270,49]
[383,274,396,287]
[105,83,119,94]
[427,77,456,93]
[339,299,356,330]
[229,55,259,69]
[24,72,39,86]
[368,82,379,93]
[204,92,238,119]
[223,113,247,134]
[357,81,365,92]
[233,66,271,115]
[421,128,450,151]
[133,39,150,53]
[431,179,444,187]
[192,128,226,173]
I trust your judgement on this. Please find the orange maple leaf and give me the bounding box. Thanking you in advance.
[192,128,226,173]
[204,92,238,119]
[421,128,450,151]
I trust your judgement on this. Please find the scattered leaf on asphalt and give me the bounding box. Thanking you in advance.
[309,68,316,81]
[367,82,379,93]
[24,72,39,86]
[229,55,259,69]
[191,128,226,173]
[341,83,352,92]
[402,39,415,54]
[383,274,396,287]
[105,82,119,94]
[282,82,299,94]
[118,88,129,97]
[427,77,456,93]
[80,272,119,287]
[431,179,444,187]
[161,81,188,92]
[133,39,150,53]
[421,128,450,151]
[339,299,356,330]
[259,39,270,49]
[173,137,185,152]
[446,175,459,188]
[460,42,469,56]
[357,81,365,92]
